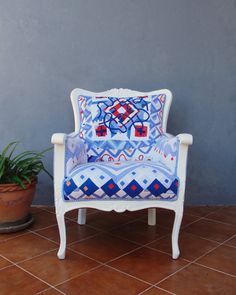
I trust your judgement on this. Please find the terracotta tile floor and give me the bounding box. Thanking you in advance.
[0,206,235,294]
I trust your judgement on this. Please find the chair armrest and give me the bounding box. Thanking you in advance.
[176,133,193,146]
[51,133,66,145]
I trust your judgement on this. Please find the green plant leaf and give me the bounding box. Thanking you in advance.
[11,175,25,188]
[0,142,52,187]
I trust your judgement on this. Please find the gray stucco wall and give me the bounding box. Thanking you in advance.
[0,0,235,205]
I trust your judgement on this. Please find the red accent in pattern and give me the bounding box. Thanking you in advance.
[108,183,114,189]
[171,157,174,160]
[154,184,160,190]
[118,154,128,161]
[110,103,135,119]
[135,126,148,137]
[96,125,107,137]
[176,182,179,187]
[131,185,137,191]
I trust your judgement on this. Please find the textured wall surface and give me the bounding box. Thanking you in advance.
[0,0,235,205]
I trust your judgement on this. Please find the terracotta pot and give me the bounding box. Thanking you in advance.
[0,181,36,224]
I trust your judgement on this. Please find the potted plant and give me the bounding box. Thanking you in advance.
[0,142,52,233]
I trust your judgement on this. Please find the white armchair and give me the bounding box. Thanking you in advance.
[51,88,193,260]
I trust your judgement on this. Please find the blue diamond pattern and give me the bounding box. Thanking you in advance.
[101,179,120,197]
[124,180,143,198]
[169,178,179,194]
[64,178,77,196]
[79,178,99,196]
[147,179,166,196]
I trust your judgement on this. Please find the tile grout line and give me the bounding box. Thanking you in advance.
[96,222,202,266]
[0,265,14,272]
[0,230,103,266]
[14,221,236,291]
[2,206,234,293]
[1,244,103,294]
[41,206,99,217]
[67,246,109,264]
[155,232,236,287]
[15,248,58,265]
[220,242,236,249]
[0,254,57,292]
[104,245,144,264]
[67,231,103,246]
[136,285,154,295]
[203,217,236,227]
[0,231,31,244]
[28,226,103,248]
[54,264,104,289]
[180,206,233,230]
[34,286,67,295]
[27,229,60,245]
[193,261,236,279]
[148,229,222,247]
[183,206,224,218]
[33,207,235,251]
[138,285,176,295]
[155,286,177,295]
[52,249,154,290]
[12,229,106,292]
[181,216,204,229]
[105,263,154,287]
[107,232,145,246]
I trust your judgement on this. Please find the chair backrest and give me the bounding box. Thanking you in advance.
[70,88,172,162]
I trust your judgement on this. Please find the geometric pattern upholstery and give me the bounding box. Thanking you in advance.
[63,161,179,201]
[77,94,166,162]
[65,133,87,175]
[63,94,180,202]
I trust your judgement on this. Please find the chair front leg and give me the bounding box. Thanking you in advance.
[78,208,87,225]
[171,205,183,259]
[56,212,66,259]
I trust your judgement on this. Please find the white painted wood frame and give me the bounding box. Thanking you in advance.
[51,88,193,260]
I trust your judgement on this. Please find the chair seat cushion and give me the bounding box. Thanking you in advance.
[63,161,179,201]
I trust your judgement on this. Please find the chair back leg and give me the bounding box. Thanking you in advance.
[78,208,87,225]
[148,208,156,225]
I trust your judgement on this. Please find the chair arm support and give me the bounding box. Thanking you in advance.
[156,133,193,203]
[175,133,193,203]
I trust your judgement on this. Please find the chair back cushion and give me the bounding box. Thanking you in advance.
[77,93,167,162]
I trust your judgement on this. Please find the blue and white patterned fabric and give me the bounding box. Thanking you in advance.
[63,133,180,201]
[77,94,166,162]
[63,95,180,201]
[65,133,87,175]
[64,161,179,201]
